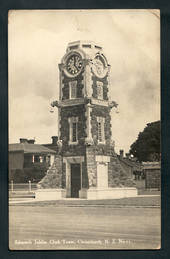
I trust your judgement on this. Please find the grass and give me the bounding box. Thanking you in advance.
[10,196,160,207]
[9,206,161,250]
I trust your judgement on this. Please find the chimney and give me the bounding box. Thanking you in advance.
[19,138,28,143]
[27,139,35,144]
[119,149,124,159]
[51,136,58,145]
[126,153,130,159]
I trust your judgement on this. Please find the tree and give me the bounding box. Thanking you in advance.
[129,121,160,162]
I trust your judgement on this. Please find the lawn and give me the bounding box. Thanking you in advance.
[10,195,161,207]
[9,206,161,250]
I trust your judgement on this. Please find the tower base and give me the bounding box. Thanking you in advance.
[35,187,137,201]
[35,189,66,201]
[79,187,137,199]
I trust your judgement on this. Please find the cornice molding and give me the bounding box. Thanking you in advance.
[51,97,118,108]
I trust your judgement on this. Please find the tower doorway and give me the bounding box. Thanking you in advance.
[71,163,81,198]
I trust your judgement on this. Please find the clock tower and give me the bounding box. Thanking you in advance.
[48,40,136,199]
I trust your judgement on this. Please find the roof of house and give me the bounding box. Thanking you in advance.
[42,144,58,152]
[9,143,56,154]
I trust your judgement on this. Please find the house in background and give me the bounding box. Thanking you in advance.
[9,138,56,183]
[42,136,59,152]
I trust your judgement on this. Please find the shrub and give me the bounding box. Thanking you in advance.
[9,164,48,183]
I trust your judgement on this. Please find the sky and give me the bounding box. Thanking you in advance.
[8,9,160,153]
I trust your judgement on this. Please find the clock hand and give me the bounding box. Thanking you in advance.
[69,63,77,74]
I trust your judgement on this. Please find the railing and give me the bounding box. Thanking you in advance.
[9,180,38,192]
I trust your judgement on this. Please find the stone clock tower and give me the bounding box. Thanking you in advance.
[37,40,137,200]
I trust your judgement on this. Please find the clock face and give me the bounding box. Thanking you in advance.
[93,57,104,75]
[92,55,108,78]
[66,53,83,76]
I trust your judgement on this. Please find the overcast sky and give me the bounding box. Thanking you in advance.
[8,9,160,153]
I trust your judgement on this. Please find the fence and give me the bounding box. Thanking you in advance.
[9,181,38,192]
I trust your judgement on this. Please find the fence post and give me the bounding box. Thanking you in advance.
[28,180,31,192]
[11,180,14,192]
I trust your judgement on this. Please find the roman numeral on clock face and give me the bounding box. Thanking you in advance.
[66,54,83,76]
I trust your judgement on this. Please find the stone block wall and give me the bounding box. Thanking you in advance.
[108,155,136,187]
[119,160,133,179]
[38,155,63,189]
[145,169,161,189]
[91,105,112,145]
[38,151,136,190]
[61,70,84,100]
[85,147,97,187]
[92,74,109,100]
[62,162,66,188]
[60,104,86,156]
[82,161,88,188]
[83,150,135,189]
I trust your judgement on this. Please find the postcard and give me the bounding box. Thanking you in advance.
[8,9,160,250]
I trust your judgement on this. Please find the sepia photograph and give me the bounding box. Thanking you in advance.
[8,9,160,250]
